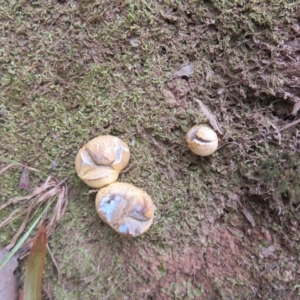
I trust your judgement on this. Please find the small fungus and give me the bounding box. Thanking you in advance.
[186,124,218,156]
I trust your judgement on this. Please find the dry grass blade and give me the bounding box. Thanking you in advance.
[21,178,67,251]
[279,119,300,132]
[46,244,62,282]
[0,156,42,175]
[194,98,223,135]
[46,181,68,237]
[0,176,68,249]
[0,208,23,226]
[0,164,18,176]
[0,170,68,255]
[102,277,130,300]
[0,168,68,283]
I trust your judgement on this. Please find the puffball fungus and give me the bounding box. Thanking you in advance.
[186,124,218,156]
[95,182,155,237]
[75,135,130,188]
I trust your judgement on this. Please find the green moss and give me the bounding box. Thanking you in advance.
[243,149,300,207]
[1,0,300,298]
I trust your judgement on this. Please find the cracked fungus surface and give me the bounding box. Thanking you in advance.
[95,182,154,237]
[75,135,130,188]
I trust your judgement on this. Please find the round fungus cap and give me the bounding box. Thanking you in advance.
[95,182,155,237]
[186,124,218,156]
[75,135,130,188]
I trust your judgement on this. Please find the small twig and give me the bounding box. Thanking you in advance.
[223,82,240,88]
[217,142,246,155]
[0,163,40,175]
[48,24,72,50]
[260,258,291,276]
[47,244,63,282]
[279,119,300,132]
[120,162,136,174]
[0,156,47,177]
[48,14,62,30]
[88,189,99,194]
[102,277,130,300]
[79,255,109,284]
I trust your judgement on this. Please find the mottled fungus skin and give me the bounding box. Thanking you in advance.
[75,135,130,188]
[95,182,155,237]
[186,124,218,156]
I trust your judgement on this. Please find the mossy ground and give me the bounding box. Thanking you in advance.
[1,0,300,299]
